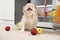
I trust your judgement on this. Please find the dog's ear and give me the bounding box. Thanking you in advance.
[35,7,39,15]
[23,6,25,13]
[35,7,43,16]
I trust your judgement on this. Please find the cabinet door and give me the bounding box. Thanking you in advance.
[15,0,27,24]
[0,0,14,20]
[0,0,14,24]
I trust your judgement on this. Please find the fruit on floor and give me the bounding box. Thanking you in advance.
[31,28,37,35]
[5,26,10,31]
[36,28,42,34]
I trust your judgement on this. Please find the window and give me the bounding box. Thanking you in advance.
[31,0,52,6]
[31,0,53,22]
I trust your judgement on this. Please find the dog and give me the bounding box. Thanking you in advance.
[19,3,38,32]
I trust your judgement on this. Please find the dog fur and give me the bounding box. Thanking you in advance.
[19,3,38,31]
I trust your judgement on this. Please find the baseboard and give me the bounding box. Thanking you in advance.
[0,20,14,25]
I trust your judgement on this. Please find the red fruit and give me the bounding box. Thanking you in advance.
[31,28,37,35]
[5,26,10,31]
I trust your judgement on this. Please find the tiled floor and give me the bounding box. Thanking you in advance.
[0,24,60,40]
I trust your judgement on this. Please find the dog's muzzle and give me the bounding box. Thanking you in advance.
[27,8,32,11]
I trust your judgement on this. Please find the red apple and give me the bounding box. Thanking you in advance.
[31,28,37,35]
[5,26,10,31]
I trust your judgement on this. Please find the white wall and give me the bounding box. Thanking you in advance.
[53,0,60,9]
[53,0,56,9]
[56,0,60,5]
[0,0,14,24]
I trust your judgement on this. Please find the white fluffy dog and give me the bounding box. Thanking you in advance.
[19,3,38,31]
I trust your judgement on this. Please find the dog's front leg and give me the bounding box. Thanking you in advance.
[19,16,25,32]
[20,20,25,32]
[20,24,25,32]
